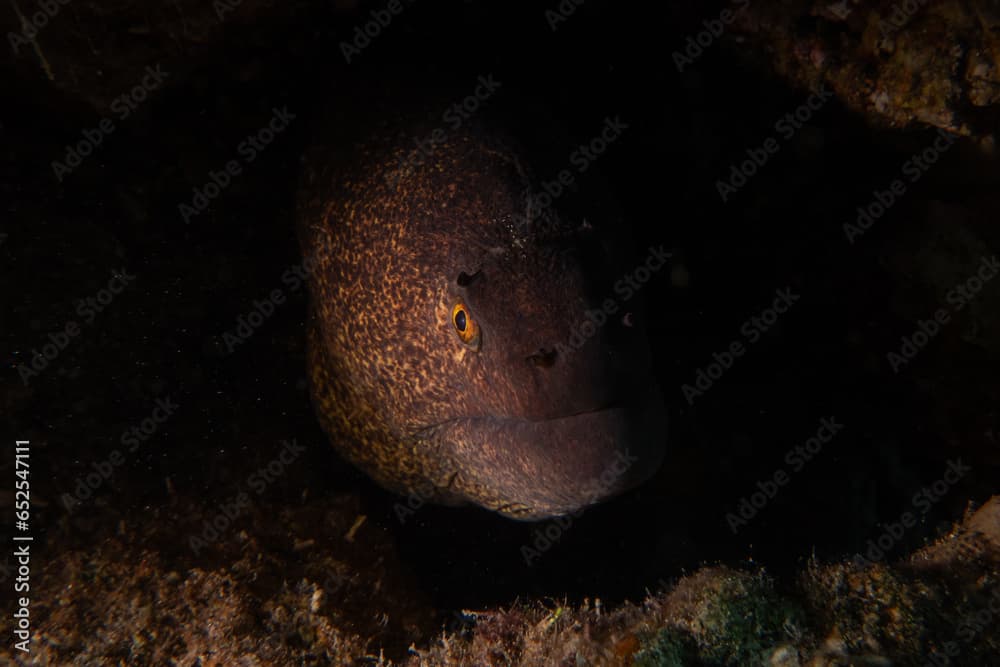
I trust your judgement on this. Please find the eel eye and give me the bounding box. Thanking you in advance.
[452,302,481,348]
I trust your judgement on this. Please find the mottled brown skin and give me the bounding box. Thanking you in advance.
[297,116,666,520]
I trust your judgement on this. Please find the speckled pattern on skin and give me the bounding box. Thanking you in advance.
[296,117,666,520]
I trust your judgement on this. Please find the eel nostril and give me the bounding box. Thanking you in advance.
[527,348,558,368]
[456,270,482,287]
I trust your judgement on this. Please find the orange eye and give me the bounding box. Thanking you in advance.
[452,302,481,348]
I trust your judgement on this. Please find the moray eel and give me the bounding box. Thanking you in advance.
[296,107,666,520]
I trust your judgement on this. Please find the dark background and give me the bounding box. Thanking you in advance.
[2,0,998,646]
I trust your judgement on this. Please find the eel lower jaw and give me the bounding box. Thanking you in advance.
[420,385,667,520]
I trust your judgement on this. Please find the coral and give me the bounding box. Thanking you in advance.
[1,493,997,665]
[633,627,696,667]
[799,561,927,658]
[728,0,1000,140]
[642,569,806,666]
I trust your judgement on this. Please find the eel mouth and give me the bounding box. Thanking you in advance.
[426,384,667,520]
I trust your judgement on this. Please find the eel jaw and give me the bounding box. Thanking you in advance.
[420,384,667,520]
